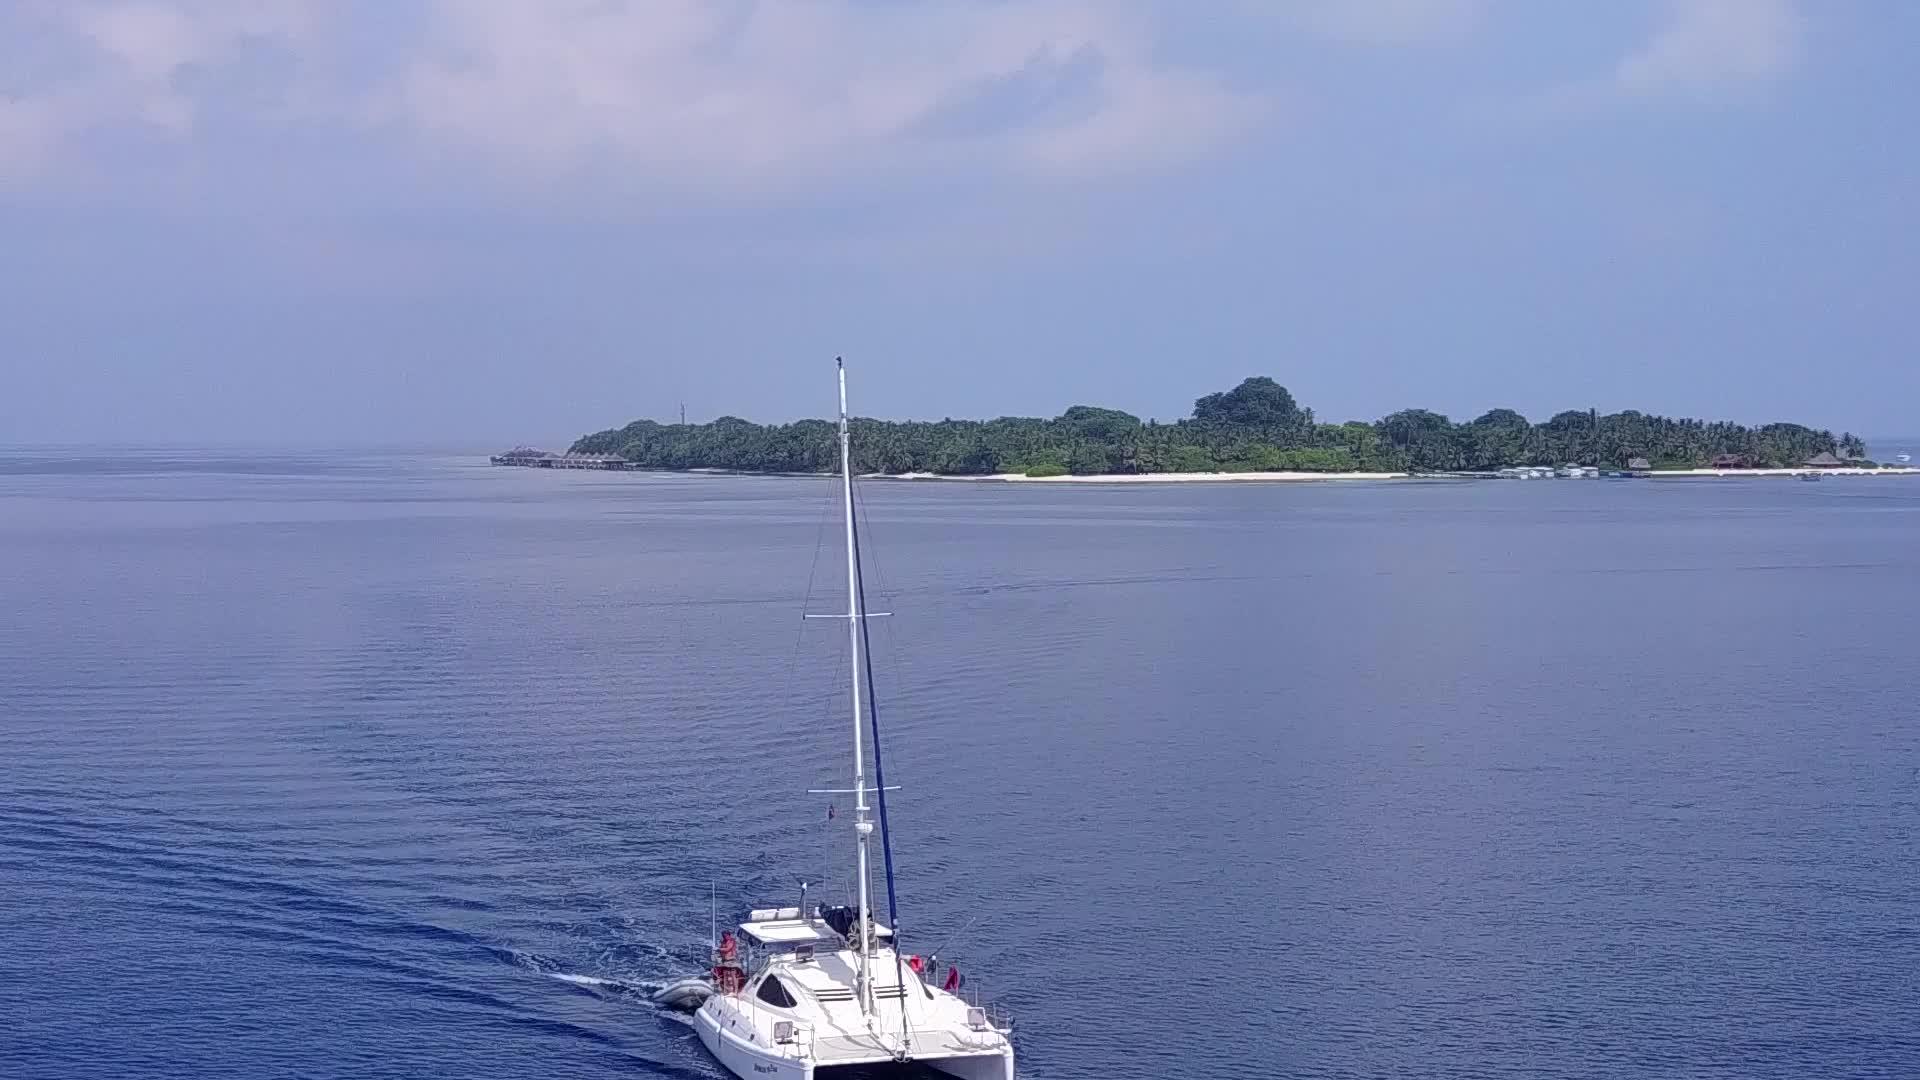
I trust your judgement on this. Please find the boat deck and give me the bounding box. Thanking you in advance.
[810,1028,1006,1064]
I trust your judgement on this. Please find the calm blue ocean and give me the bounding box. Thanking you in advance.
[3,449,1916,1079]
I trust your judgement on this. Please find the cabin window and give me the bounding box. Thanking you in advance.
[756,975,797,1009]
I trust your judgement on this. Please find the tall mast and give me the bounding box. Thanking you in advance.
[837,357,876,1017]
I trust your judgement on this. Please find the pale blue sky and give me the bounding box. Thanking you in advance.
[2,1,1914,446]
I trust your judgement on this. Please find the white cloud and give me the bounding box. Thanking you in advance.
[1462,0,1806,132]
[1617,0,1802,98]
[0,0,317,179]
[0,0,1818,199]
[1252,0,1486,47]
[0,98,59,184]
[0,0,1261,193]
[75,3,202,82]
[393,0,1259,186]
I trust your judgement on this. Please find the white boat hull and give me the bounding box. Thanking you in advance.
[694,993,1014,1080]
[927,1051,1016,1080]
[695,1002,813,1079]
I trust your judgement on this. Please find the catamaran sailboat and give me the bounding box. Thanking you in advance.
[689,360,1016,1079]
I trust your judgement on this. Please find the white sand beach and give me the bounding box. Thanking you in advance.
[883,470,1407,483]
[875,467,1920,483]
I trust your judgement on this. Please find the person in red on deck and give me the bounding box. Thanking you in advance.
[943,965,962,992]
[712,930,745,993]
[906,954,924,975]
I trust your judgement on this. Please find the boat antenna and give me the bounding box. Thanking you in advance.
[709,881,716,953]
[923,915,978,977]
[836,357,878,1018]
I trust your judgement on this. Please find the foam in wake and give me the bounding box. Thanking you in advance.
[506,945,710,1009]
[544,969,713,1011]
[546,972,640,992]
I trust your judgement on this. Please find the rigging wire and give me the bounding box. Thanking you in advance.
[852,480,912,912]
[849,476,912,1051]
[824,630,852,912]
[777,480,838,722]
[777,481,843,911]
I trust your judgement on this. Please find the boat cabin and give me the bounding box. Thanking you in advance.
[739,909,837,951]
[719,905,898,989]
[737,906,892,956]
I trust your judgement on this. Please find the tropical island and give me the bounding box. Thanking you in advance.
[570,377,1874,478]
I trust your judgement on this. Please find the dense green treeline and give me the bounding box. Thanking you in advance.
[570,377,1865,476]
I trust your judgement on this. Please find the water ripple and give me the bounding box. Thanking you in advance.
[3,453,1918,1079]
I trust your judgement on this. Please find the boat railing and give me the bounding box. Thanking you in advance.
[959,989,1015,1034]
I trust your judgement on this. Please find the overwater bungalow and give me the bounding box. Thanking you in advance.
[490,448,633,470]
